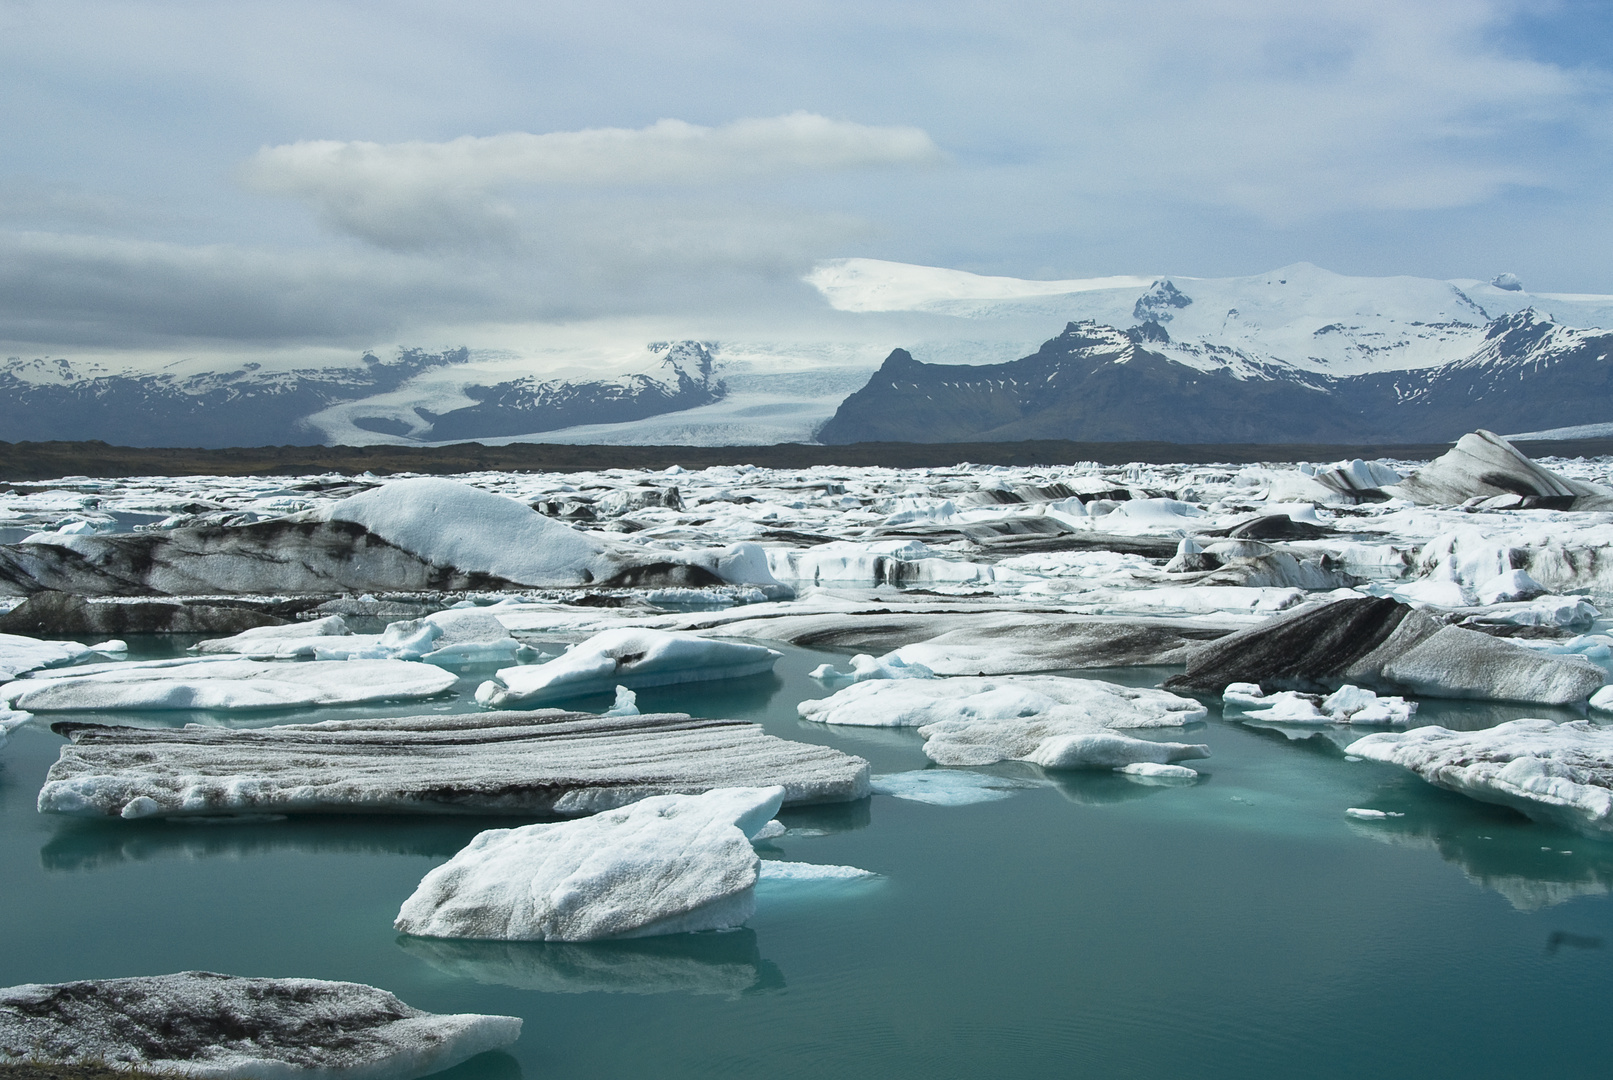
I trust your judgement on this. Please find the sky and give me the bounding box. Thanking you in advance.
[3,0,1613,364]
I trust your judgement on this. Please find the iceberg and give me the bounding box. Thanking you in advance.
[38,710,871,818]
[1348,719,1613,838]
[322,476,613,586]
[476,628,780,708]
[801,675,1208,769]
[800,675,1207,729]
[2,657,457,712]
[0,630,93,680]
[194,615,355,658]
[0,971,521,1080]
[1394,430,1613,508]
[1222,681,1416,725]
[1166,596,1603,705]
[395,787,785,941]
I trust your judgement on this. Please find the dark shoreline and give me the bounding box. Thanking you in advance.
[4,436,1613,481]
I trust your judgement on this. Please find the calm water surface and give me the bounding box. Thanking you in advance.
[2,642,1611,1079]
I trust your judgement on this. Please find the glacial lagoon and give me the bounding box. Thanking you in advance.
[4,641,1612,1080]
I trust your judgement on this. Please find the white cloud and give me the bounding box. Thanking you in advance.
[242,113,941,250]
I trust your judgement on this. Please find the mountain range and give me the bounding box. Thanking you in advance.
[817,307,1613,444]
[5,260,1612,447]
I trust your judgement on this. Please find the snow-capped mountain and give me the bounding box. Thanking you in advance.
[0,348,468,447]
[817,307,1613,445]
[7,259,1613,447]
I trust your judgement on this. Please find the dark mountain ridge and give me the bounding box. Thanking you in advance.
[817,311,1613,445]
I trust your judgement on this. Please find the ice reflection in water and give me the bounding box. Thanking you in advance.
[397,930,785,997]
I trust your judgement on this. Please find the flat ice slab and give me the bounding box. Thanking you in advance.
[0,631,93,680]
[1349,719,1613,838]
[0,970,521,1080]
[38,710,871,818]
[395,787,784,941]
[2,657,457,712]
[477,628,780,708]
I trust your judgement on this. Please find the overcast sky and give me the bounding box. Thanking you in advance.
[4,0,1612,360]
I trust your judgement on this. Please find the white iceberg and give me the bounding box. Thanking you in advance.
[0,971,521,1080]
[800,675,1207,730]
[808,652,935,687]
[801,675,1208,769]
[314,610,521,665]
[323,476,612,587]
[476,628,779,708]
[0,632,93,681]
[2,657,457,712]
[193,615,355,658]
[1348,719,1613,837]
[1222,681,1416,725]
[395,787,786,941]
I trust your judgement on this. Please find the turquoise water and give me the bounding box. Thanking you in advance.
[3,645,1612,1078]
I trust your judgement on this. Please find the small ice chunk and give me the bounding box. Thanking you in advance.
[751,819,787,840]
[88,640,127,654]
[1345,807,1405,820]
[603,685,640,716]
[1021,731,1210,771]
[395,786,786,941]
[1590,685,1613,712]
[808,652,934,687]
[1117,762,1198,779]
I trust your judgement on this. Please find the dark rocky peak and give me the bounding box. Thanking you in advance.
[1127,320,1171,345]
[651,340,718,380]
[876,348,923,373]
[1133,279,1194,323]
[1482,308,1556,350]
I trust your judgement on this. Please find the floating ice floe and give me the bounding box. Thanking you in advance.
[1348,719,1613,837]
[194,614,356,658]
[2,657,457,712]
[808,652,935,687]
[0,631,93,681]
[1344,807,1405,820]
[0,971,521,1080]
[476,628,779,708]
[1222,682,1416,725]
[39,710,871,818]
[395,787,786,941]
[1167,596,1604,705]
[801,676,1209,769]
[1116,761,1200,784]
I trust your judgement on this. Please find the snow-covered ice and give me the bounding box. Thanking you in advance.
[0,708,28,750]
[476,628,779,708]
[0,631,93,680]
[0,971,521,1080]
[1349,719,1613,837]
[2,657,457,712]
[800,675,1207,730]
[395,787,785,941]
